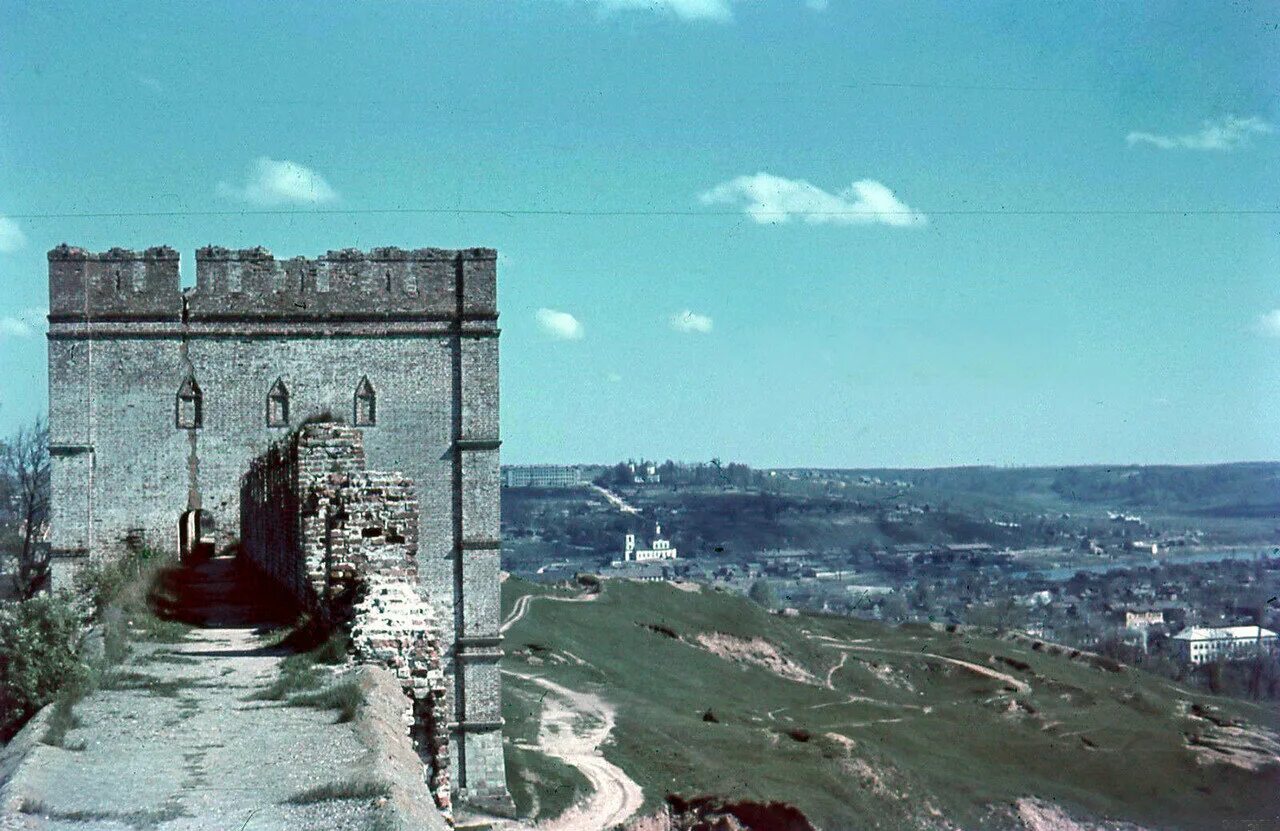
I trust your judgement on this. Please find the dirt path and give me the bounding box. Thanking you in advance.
[766,670,929,723]
[825,651,849,689]
[835,644,1031,694]
[589,485,641,515]
[503,671,643,831]
[1,628,389,830]
[501,591,598,635]
[0,557,423,831]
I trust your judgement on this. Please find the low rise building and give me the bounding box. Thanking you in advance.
[1173,625,1278,665]
[503,465,584,488]
[1124,609,1164,629]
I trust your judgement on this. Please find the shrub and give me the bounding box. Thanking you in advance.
[73,556,139,617]
[0,595,87,742]
[748,580,779,610]
[41,672,92,747]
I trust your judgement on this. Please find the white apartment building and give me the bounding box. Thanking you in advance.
[1173,625,1278,665]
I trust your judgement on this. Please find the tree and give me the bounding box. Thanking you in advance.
[748,579,779,610]
[881,592,909,623]
[2,417,51,599]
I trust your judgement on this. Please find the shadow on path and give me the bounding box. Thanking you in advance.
[149,554,296,630]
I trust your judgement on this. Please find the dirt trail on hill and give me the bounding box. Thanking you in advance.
[501,591,598,634]
[825,651,849,689]
[503,670,643,831]
[813,635,1031,694]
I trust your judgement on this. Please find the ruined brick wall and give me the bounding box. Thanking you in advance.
[46,245,509,809]
[351,577,451,810]
[240,423,451,811]
[239,439,303,603]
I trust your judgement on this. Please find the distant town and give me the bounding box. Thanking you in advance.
[501,460,1280,701]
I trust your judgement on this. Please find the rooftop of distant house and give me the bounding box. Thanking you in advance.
[1172,625,1278,642]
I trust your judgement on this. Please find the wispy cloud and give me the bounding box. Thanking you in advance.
[606,372,623,383]
[670,309,713,333]
[0,308,48,338]
[700,172,925,227]
[1255,309,1280,338]
[574,0,735,21]
[135,73,164,92]
[1126,116,1273,151]
[536,308,585,340]
[805,0,830,10]
[0,215,26,253]
[217,157,338,205]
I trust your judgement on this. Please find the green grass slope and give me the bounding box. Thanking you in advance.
[500,577,1280,831]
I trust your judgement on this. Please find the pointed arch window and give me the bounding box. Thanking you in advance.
[176,374,203,429]
[354,376,376,427]
[267,377,290,427]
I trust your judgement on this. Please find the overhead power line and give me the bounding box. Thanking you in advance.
[5,207,1278,220]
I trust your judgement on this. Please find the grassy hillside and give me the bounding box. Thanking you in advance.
[500,577,1280,830]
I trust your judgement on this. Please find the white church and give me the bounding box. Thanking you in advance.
[622,523,679,563]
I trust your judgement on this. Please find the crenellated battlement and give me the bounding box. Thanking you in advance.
[49,244,180,262]
[48,244,183,320]
[47,244,498,322]
[193,245,495,262]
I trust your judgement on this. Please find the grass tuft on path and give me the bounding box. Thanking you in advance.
[287,680,364,723]
[283,779,390,805]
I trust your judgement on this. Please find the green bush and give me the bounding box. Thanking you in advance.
[748,579,779,610]
[72,555,139,617]
[0,595,88,742]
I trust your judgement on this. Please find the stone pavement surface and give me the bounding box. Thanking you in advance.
[0,557,410,830]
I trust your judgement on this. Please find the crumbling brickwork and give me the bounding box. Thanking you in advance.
[46,245,510,810]
[241,424,451,812]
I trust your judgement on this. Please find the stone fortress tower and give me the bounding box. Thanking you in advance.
[45,243,510,809]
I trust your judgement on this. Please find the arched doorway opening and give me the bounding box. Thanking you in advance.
[178,509,217,561]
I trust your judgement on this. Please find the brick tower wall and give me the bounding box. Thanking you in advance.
[46,245,510,809]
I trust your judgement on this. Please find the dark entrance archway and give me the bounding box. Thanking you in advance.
[178,509,217,561]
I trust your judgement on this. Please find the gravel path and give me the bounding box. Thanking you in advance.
[0,557,405,831]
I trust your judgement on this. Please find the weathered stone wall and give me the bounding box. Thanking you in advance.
[46,244,509,809]
[240,423,452,813]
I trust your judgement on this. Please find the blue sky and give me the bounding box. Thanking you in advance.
[0,1,1276,467]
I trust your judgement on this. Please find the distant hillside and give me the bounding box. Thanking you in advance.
[501,577,1280,831]
[842,462,1280,518]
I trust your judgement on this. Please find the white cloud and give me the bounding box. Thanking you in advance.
[0,215,26,253]
[606,372,623,383]
[1126,116,1273,151]
[217,157,338,205]
[536,308,585,340]
[0,308,47,338]
[670,309,713,333]
[135,74,164,92]
[577,0,735,21]
[700,172,925,227]
[1255,309,1280,338]
[805,0,830,10]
